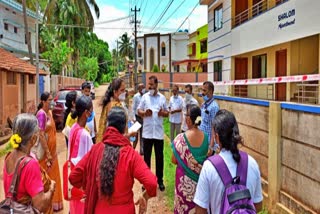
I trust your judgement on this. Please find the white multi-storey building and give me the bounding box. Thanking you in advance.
[202,0,320,104]
[136,32,189,73]
[0,0,37,57]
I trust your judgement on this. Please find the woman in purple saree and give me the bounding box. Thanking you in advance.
[171,104,209,213]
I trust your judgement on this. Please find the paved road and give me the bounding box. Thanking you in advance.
[0,84,171,213]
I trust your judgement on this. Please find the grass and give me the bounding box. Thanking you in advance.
[0,142,12,158]
[163,117,175,210]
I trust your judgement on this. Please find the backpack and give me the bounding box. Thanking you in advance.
[208,151,256,214]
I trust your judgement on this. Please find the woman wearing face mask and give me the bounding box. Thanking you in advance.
[171,104,209,213]
[96,78,126,143]
[36,92,63,212]
[68,95,94,214]
[2,113,56,213]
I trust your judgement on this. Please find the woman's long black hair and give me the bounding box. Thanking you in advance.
[213,109,244,163]
[102,78,124,107]
[100,107,127,198]
[63,91,77,126]
[37,92,50,113]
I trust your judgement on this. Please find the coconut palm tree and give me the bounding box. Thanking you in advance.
[43,0,100,76]
[119,33,134,59]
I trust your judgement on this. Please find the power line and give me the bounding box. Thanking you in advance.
[155,0,186,31]
[176,1,199,32]
[139,0,149,21]
[143,0,162,27]
[151,0,175,32]
[95,16,132,25]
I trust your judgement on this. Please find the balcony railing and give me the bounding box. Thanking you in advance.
[233,0,289,28]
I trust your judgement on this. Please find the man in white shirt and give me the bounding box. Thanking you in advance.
[181,84,199,133]
[132,83,145,155]
[138,75,169,191]
[169,84,183,142]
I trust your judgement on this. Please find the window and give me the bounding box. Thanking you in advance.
[25,32,31,44]
[161,42,166,56]
[138,44,142,57]
[200,40,207,53]
[252,54,267,78]
[7,72,16,85]
[214,60,222,81]
[214,4,223,31]
[29,74,35,84]
[14,27,18,34]
[4,23,9,31]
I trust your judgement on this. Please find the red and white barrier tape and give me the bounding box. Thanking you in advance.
[166,74,320,86]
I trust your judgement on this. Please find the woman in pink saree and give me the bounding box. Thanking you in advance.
[68,95,94,214]
[171,104,208,214]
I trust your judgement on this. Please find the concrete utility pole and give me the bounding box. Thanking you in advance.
[35,0,40,103]
[131,6,140,88]
[117,39,120,74]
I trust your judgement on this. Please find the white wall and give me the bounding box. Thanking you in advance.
[137,38,144,70]
[160,35,170,72]
[146,36,158,71]
[171,32,188,61]
[207,0,232,94]
[231,0,320,56]
[0,4,36,55]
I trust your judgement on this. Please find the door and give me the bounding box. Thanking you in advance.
[235,0,249,25]
[39,75,45,95]
[275,49,287,101]
[235,58,248,97]
[20,74,25,113]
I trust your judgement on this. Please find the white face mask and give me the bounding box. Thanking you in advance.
[185,93,192,100]
[141,88,146,94]
[119,92,126,101]
[149,89,155,96]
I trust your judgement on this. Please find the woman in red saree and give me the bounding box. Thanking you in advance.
[69,107,157,214]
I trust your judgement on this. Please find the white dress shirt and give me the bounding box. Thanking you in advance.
[132,92,143,120]
[137,91,168,140]
[181,96,199,131]
[169,95,184,124]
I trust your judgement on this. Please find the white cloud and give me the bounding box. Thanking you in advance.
[93,5,132,50]
[163,5,208,33]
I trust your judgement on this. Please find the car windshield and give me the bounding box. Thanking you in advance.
[58,90,82,100]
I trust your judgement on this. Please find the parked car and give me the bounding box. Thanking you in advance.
[52,87,82,130]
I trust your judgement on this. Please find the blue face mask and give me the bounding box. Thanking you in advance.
[203,95,209,101]
[87,111,95,122]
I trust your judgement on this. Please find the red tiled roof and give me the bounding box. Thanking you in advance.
[0,48,48,75]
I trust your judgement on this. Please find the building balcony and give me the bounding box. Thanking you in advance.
[231,0,320,56]
[232,0,289,28]
[199,0,216,6]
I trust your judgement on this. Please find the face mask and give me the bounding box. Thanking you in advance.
[149,89,155,96]
[141,89,146,94]
[185,93,192,100]
[174,94,178,98]
[119,92,126,101]
[203,95,209,102]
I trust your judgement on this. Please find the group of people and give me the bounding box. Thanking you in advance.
[1,75,263,214]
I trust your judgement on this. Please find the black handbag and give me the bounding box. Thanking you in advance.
[0,156,41,214]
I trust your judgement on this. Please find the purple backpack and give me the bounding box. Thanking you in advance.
[208,151,256,214]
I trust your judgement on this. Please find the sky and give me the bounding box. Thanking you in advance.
[92,0,208,50]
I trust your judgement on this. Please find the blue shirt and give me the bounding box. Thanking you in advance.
[199,97,219,146]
